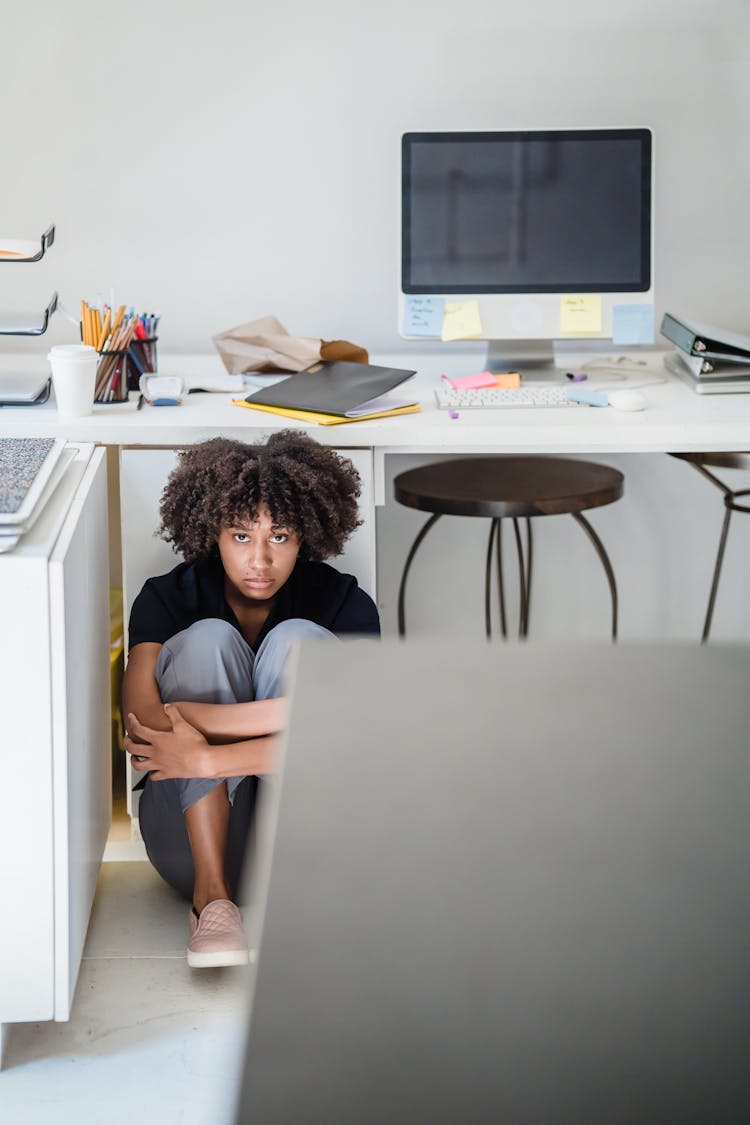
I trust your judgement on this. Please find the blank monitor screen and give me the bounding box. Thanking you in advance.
[402,129,652,294]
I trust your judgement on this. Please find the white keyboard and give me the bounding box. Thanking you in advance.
[435,384,579,410]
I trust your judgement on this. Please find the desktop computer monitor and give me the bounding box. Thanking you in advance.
[400,128,653,378]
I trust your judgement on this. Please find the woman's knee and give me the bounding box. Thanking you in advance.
[256,618,335,670]
[156,618,255,704]
[264,618,335,649]
[158,618,243,666]
[253,619,335,699]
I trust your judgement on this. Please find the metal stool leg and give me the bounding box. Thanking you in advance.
[702,501,733,643]
[496,520,507,640]
[484,519,508,640]
[571,512,619,642]
[488,519,530,640]
[680,464,750,643]
[523,518,533,636]
[513,518,530,638]
[397,513,441,637]
[484,519,498,640]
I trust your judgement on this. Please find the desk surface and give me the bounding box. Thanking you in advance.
[1,350,749,452]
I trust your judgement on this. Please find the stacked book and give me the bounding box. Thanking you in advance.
[661,314,750,394]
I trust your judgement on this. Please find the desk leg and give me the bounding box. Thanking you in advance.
[374,449,386,509]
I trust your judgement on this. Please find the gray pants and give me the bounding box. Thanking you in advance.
[138,617,332,901]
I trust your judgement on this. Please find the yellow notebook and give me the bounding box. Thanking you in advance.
[231,399,421,426]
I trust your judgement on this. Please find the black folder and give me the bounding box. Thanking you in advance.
[242,361,416,417]
[660,313,750,364]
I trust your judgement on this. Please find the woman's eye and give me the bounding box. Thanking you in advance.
[271,533,288,544]
[234,533,249,543]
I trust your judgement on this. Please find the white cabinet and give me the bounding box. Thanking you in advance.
[0,445,110,1033]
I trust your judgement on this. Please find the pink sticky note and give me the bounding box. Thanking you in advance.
[450,370,497,390]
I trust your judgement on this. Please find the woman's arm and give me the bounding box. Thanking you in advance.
[122,643,170,734]
[176,698,286,741]
[124,705,278,780]
[122,642,287,740]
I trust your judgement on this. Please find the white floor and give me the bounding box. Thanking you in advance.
[0,861,251,1125]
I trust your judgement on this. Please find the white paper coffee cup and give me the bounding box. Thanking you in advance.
[48,344,98,417]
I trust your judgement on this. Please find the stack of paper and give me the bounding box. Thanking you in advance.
[0,438,72,552]
[0,238,41,260]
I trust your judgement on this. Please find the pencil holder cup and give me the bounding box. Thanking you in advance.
[94,348,130,404]
[127,336,158,391]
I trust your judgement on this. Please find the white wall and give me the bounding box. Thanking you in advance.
[1,0,749,354]
[3,0,749,645]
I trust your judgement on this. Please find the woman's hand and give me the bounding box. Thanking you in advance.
[125,704,210,781]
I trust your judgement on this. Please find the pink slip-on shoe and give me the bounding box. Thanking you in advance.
[188,899,249,968]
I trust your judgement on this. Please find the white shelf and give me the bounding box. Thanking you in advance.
[0,225,57,338]
[0,290,58,336]
[0,224,55,263]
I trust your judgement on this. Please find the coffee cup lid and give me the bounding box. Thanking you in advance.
[48,344,98,359]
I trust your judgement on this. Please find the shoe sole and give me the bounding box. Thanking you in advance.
[187,948,250,968]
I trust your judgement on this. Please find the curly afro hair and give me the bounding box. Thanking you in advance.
[158,432,362,563]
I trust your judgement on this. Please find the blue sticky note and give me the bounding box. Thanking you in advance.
[612,304,654,345]
[403,296,445,337]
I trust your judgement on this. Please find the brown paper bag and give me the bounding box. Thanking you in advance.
[213,315,368,375]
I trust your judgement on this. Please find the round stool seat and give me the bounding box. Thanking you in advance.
[394,456,624,520]
[670,452,750,472]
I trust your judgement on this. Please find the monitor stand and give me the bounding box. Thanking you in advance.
[485,339,564,383]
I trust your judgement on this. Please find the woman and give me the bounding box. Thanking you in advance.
[123,432,379,968]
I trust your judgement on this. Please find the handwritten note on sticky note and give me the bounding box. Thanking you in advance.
[442,300,483,341]
[612,304,654,345]
[403,296,444,337]
[560,295,602,334]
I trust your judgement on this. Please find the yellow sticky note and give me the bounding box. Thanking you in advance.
[441,300,483,342]
[560,295,602,334]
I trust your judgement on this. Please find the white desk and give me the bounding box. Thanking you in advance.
[2,351,750,470]
[2,348,749,639]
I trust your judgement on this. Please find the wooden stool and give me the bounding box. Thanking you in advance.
[394,456,624,640]
[669,452,750,642]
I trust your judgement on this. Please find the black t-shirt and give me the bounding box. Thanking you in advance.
[128,554,380,652]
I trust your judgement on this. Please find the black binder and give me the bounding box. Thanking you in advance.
[660,313,750,363]
[242,361,416,417]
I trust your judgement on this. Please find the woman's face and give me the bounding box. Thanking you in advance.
[217,505,300,603]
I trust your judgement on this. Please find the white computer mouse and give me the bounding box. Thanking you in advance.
[608,389,647,412]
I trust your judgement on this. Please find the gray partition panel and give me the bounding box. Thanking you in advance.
[235,642,750,1124]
